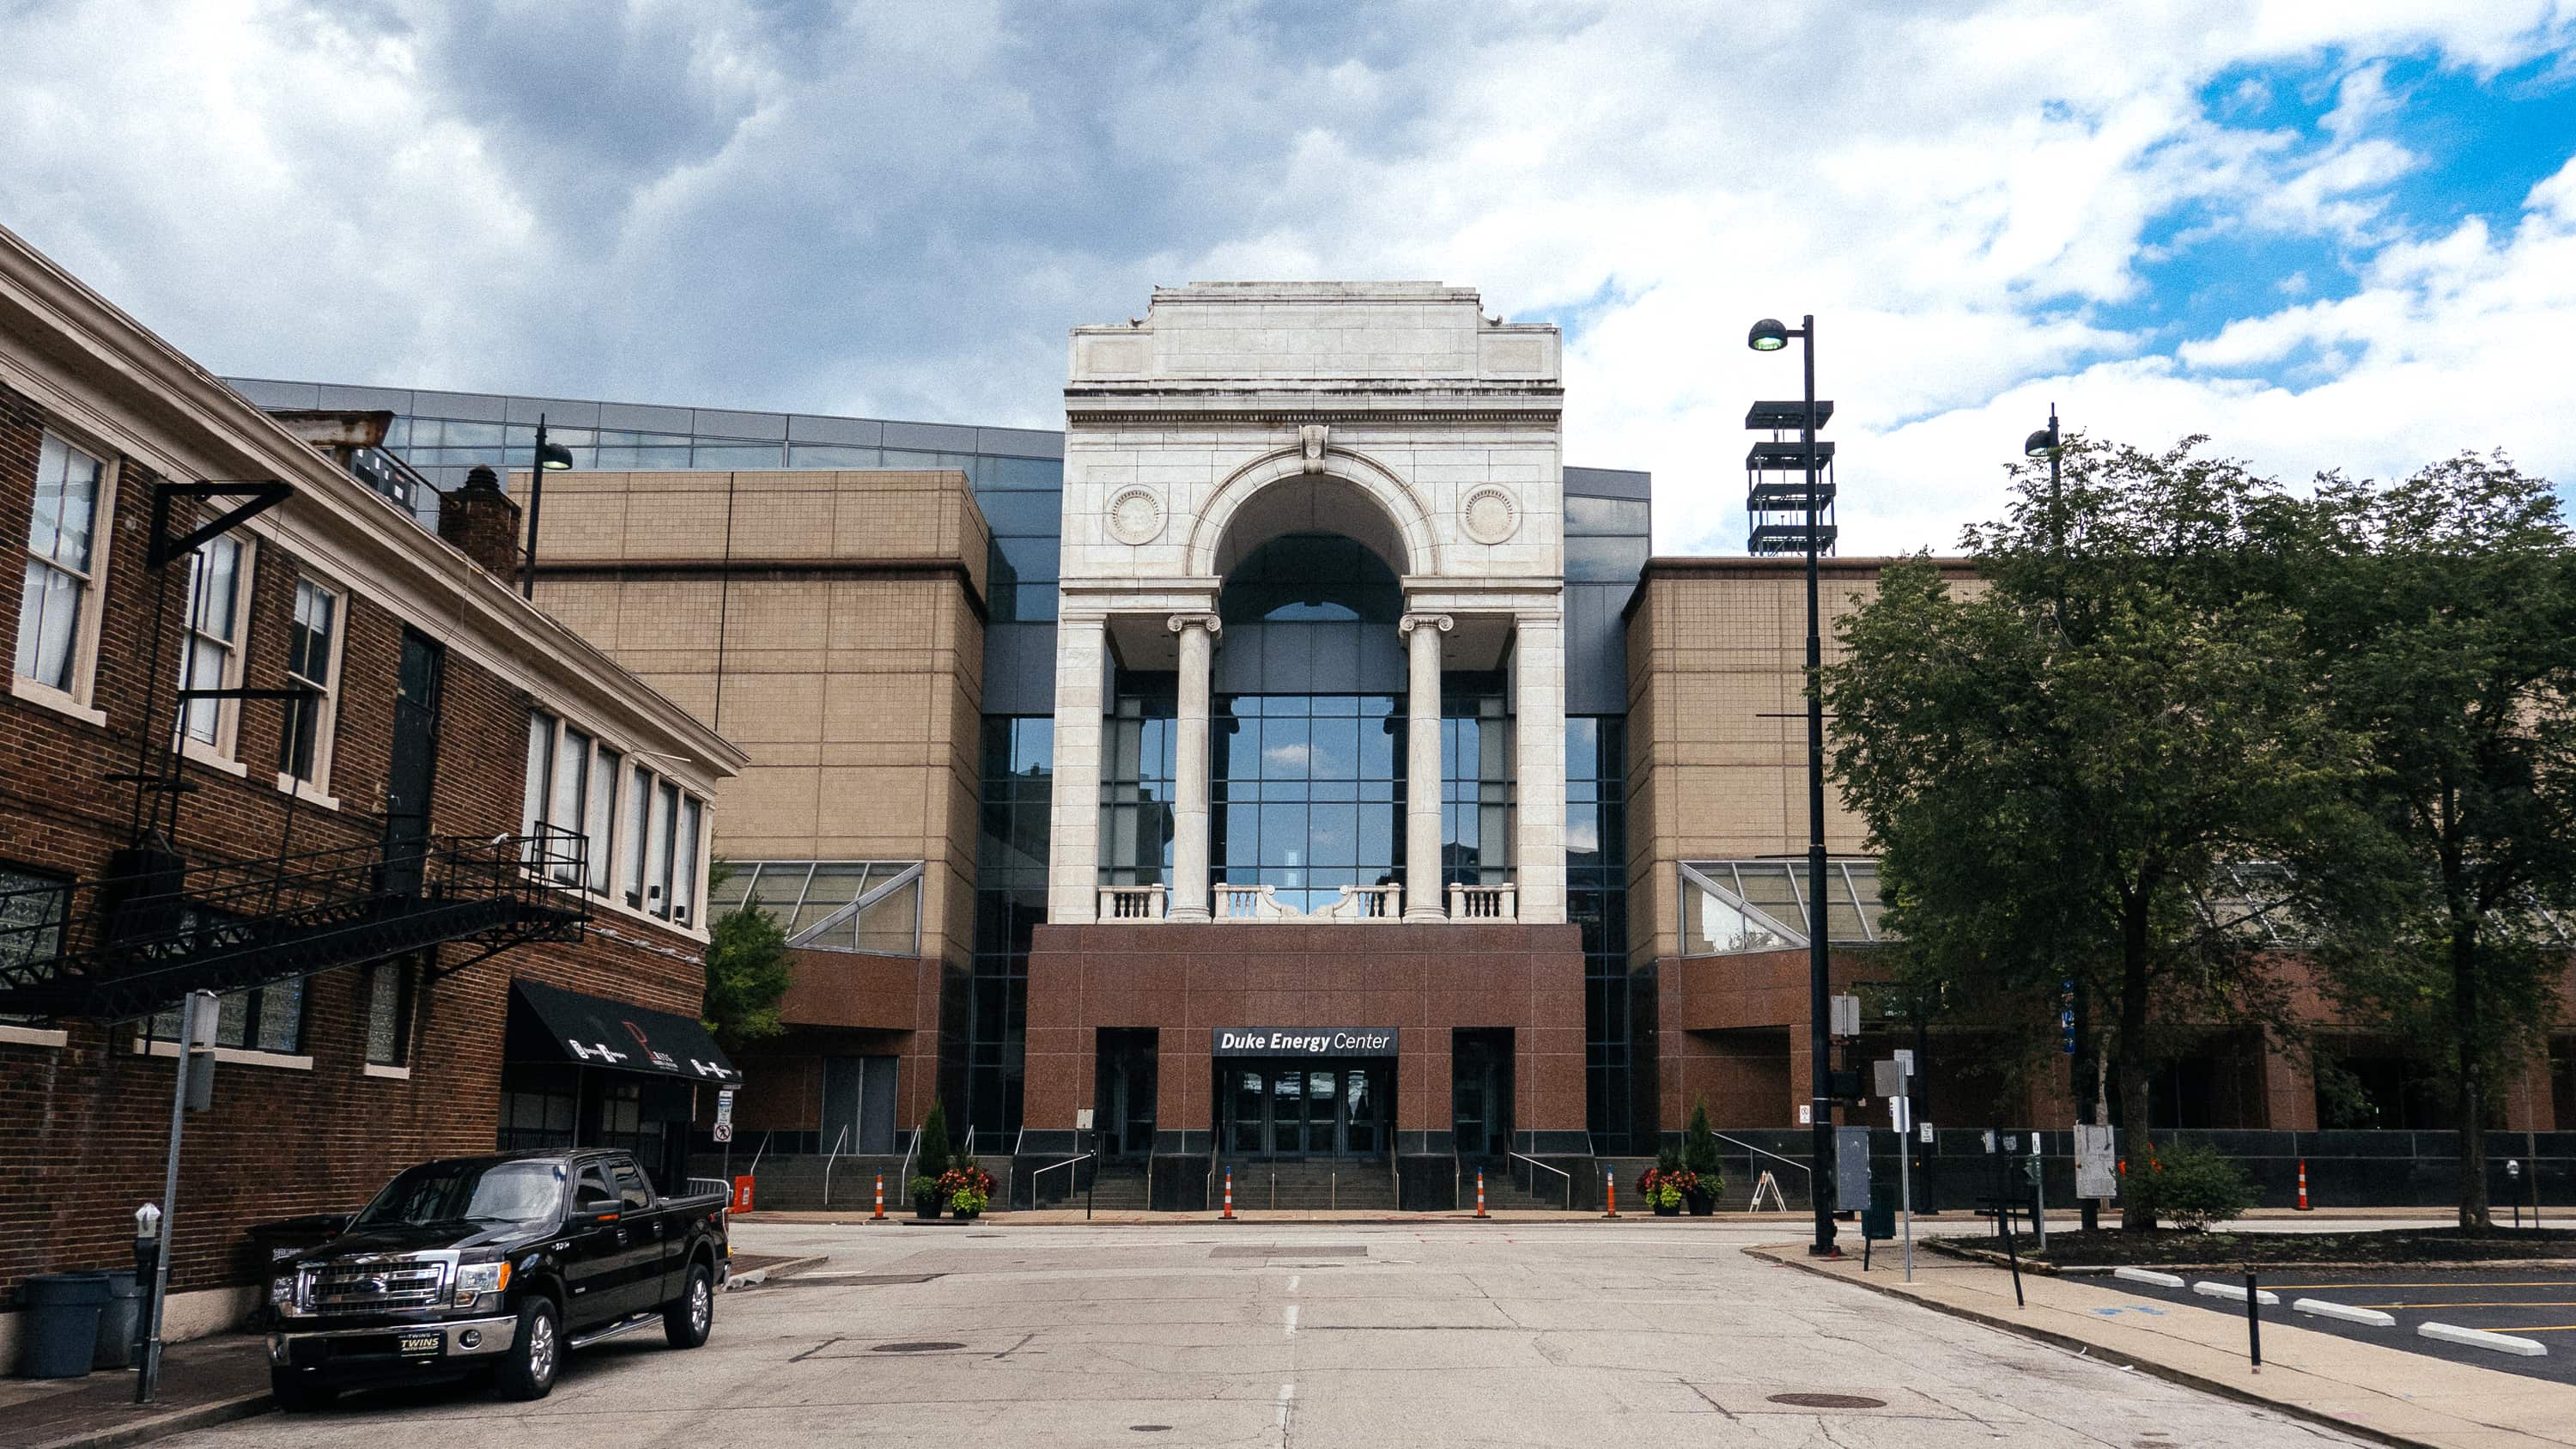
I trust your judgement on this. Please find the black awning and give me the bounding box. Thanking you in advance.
[508,978,739,1085]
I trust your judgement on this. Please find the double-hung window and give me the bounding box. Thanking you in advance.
[365,960,415,1067]
[527,708,708,924]
[279,578,341,786]
[147,977,303,1055]
[15,433,109,702]
[177,534,252,753]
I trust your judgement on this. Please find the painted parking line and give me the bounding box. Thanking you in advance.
[2359,1300,2576,1309]
[2285,1281,2573,1291]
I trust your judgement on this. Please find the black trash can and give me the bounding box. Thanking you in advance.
[93,1270,141,1371]
[17,1272,111,1379]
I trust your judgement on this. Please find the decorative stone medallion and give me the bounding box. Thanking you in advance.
[1106,486,1164,545]
[1461,485,1519,545]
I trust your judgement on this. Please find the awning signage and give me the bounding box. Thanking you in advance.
[1212,1028,1399,1058]
[510,978,740,1084]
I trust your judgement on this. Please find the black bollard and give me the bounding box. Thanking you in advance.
[2245,1269,2262,1371]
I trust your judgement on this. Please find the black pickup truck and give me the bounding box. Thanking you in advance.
[264,1149,729,1408]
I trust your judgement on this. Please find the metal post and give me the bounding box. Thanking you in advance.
[1801,314,1837,1258]
[2049,409,2099,1236]
[139,990,210,1403]
[2032,1130,2047,1250]
[1899,1096,1914,1283]
[2246,1270,2263,1370]
[520,415,549,599]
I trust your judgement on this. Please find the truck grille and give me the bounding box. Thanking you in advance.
[312,1260,449,1315]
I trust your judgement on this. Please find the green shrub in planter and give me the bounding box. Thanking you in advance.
[915,1102,952,1180]
[2123,1141,2256,1232]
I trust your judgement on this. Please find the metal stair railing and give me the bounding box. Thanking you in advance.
[1510,1152,1572,1211]
[0,828,589,1020]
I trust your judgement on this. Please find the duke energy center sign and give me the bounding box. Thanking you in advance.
[1212,1028,1399,1057]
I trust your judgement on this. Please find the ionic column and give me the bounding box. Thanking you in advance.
[1512,611,1567,924]
[1168,613,1220,922]
[1400,612,1452,921]
[1046,614,1109,922]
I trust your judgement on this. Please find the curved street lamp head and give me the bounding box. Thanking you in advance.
[536,440,576,471]
[2024,428,2057,460]
[1747,318,1790,352]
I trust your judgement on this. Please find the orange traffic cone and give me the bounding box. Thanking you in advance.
[872,1173,885,1221]
[1222,1167,1236,1221]
[2295,1160,2311,1211]
[1475,1170,1488,1219]
[1603,1169,1619,1218]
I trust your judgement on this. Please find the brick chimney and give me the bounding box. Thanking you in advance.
[439,466,523,581]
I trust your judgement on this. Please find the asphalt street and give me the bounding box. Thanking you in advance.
[159,1219,2387,1448]
[2083,1265,2576,1385]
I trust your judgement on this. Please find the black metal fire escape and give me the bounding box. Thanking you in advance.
[0,479,590,1023]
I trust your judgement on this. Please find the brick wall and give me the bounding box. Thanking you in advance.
[0,381,712,1302]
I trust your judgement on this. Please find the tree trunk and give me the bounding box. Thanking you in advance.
[2455,918,2490,1231]
[2117,891,2157,1233]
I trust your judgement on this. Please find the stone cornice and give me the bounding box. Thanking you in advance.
[0,222,746,788]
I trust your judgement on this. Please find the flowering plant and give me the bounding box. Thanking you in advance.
[1637,1166,1700,1210]
[939,1161,994,1215]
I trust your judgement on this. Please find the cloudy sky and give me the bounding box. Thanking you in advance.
[3,0,2572,555]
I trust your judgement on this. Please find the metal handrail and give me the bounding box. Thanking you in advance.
[898,1119,920,1186]
[819,1124,851,1206]
[1030,1154,1088,1205]
[1712,1130,1813,1178]
[685,1177,731,1201]
[1510,1152,1571,1211]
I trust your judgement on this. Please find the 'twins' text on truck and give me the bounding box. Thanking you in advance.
[266,1149,729,1408]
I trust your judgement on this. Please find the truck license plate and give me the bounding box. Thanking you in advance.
[397,1330,442,1356]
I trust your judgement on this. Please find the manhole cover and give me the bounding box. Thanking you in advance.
[872,1341,967,1353]
[1767,1393,1886,1410]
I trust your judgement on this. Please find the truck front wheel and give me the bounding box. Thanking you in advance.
[663,1262,714,1349]
[493,1297,561,1400]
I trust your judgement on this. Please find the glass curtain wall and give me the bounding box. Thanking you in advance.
[1099,683,1178,887]
[971,717,1054,1136]
[1566,718,1631,1150]
[1211,693,1403,912]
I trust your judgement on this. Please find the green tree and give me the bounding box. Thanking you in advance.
[916,1100,952,1179]
[2287,454,2576,1230]
[701,863,793,1051]
[1823,436,2360,1231]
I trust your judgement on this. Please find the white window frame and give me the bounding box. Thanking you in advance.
[522,708,713,933]
[11,429,119,726]
[175,532,255,772]
[276,573,347,805]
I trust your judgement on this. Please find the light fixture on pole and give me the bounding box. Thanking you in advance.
[519,413,576,600]
[2023,404,2097,1233]
[1747,313,1840,1258]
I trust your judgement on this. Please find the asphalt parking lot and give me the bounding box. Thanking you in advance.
[2084,1266,2576,1385]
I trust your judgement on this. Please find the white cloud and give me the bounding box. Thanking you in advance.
[0,0,2569,558]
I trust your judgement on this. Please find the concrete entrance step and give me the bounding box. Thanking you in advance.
[1224,1160,1397,1211]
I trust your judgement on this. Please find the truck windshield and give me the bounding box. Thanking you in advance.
[353,1160,567,1230]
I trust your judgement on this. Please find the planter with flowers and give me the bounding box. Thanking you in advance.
[941,1161,994,1221]
[1637,1164,1702,1217]
[908,1175,944,1220]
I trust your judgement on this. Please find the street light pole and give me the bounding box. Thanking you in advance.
[520,416,576,600]
[2027,406,2095,1233]
[1748,313,1838,1256]
[1797,315,1836,1257]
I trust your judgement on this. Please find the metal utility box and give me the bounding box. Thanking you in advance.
[1835,1126,1873,1211]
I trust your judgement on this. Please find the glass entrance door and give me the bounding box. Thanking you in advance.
[1220,1062,1389,1158]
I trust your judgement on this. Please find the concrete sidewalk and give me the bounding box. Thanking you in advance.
[1753,1242,2576,1448]
[0,1335,270,1449]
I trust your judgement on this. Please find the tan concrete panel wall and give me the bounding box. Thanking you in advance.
[1625,562,1975,970]
[529,468,991,968]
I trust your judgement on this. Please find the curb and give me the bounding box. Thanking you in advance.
[25,1391,274,1449]
[726,1253,828,1289]
[1747,1245,2437,1449]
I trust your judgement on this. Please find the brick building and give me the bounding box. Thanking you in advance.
[0,222,745,1357]
[223,280,2573,1214]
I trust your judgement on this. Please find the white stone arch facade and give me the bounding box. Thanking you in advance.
[1048,282,1569,926]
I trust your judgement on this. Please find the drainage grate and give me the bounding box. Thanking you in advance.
[1766,1393,1886,1410]
[872,1341,968,1354]
[1209,1244,1367,1258]
[768,1272,943,1288]
[1130,1427,1174,1434]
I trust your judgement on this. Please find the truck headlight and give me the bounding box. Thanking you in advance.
[270,1271,310,1318]
[453,1260,511,1306]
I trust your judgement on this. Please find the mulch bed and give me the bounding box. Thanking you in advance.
[1929,1225,2576,1271]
